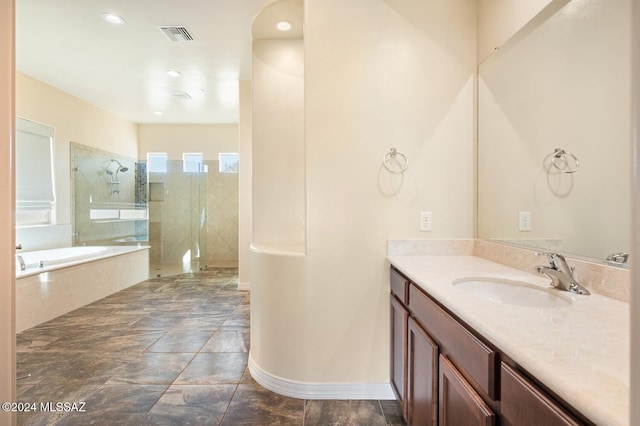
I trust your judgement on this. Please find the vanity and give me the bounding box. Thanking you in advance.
[388,255,629,426]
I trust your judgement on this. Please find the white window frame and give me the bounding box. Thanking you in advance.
[15,117,56,227]
[183,152,204,173]
[218,152,239,173]
[147,152,168,173]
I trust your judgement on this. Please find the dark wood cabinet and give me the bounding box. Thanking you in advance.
[390,295,408,417]
[439,355,495,426]
[500,362,583,426]
[407,316,438,426]
[408,281,496,400]
[389,265,590,426]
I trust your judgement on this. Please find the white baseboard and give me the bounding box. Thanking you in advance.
[248,352,395,400]
[238,281,250,291]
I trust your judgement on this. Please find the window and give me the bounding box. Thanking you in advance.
[183,152,204,173]
[16,118,56,226]
[219,153,239,173]
[147,152,168,173]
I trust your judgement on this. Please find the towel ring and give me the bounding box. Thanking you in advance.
[383,148,408,174]
[551,148,579,174]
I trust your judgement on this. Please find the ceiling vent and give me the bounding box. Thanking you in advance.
[158,26,195,42]
[172,91,193,101]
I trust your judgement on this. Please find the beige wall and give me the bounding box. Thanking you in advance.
[137,124,238,161]
[631,2,639,424]
[0,0,15,423]
[16,72,138,227]
[304,0,475,383]
[238,80,252,289]
[251,0,476,386]
[476,0,552,63]
[252,39,305,250]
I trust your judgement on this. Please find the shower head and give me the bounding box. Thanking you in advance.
[110,159,129,173]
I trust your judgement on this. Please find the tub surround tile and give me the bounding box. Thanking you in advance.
[16,247,149,332]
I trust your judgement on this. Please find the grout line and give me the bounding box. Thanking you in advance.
[218,375,242,425]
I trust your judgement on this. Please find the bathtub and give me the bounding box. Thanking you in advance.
[17,246,120,277]
[16,245,150,332]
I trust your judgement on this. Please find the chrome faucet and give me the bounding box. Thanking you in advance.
[16,243,26,271]
[535,252,590,295]
[16,255,26,271]
[605,252,629,268]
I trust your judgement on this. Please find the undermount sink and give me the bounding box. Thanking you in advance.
[452,277,572,308]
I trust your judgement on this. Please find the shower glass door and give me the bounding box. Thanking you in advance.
[148,159,208,277]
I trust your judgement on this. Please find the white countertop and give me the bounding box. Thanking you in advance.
[387,255,630,426]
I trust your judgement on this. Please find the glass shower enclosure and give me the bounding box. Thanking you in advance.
[71,144,209,278]
[71,143,147,247]
[147,159,208,277]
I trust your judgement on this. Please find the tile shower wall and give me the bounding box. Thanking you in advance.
[148,161,204,264]
[71,143,145,246]
[148,160,238,266]
[206,160,239,267]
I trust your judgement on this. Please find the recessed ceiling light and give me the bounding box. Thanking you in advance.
[276,20,293,31]
[153,111,164,116]
[102,13,125,25]
[166,70,181,78]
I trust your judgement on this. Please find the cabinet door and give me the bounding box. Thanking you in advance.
[500,363,584,426]
[439,355,495,426]
[407,317,438,426]
[390,295,408,416]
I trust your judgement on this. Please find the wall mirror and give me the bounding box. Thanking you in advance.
[477,0,631,266]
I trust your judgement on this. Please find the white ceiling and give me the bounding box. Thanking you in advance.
[16,0,274,124]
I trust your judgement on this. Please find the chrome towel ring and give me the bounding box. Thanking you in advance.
[551,148,579,174]
[383,148,408,174]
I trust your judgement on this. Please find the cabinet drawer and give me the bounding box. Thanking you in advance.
[500,363,583,426]
[409,283,497,399]
[390,267,408,304]
[439,355,495,426]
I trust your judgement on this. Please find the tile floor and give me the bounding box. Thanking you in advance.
[16,268,405,425]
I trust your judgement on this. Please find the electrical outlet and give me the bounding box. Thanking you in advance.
[420,211,432,232]
[519,211,531,232]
